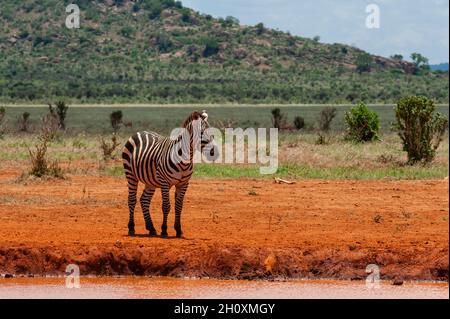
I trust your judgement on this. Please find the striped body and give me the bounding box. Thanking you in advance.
[122,111,213,238]
[122,131,194,188]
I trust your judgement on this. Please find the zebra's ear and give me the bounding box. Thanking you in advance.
[200,110,208,121]
[192,111,201,119]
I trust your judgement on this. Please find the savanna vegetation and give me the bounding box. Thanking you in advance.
[0,0,448,104]
[0,101,448,180]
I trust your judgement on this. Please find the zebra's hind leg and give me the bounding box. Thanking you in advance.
[160,184,171,238]
[141,185,157,237]
[126,177,139,236]
[174,184,189,238]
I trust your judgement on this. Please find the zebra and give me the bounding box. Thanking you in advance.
[122,110,216,238]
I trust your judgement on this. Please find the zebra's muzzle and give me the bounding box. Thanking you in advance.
[203,144,219,162]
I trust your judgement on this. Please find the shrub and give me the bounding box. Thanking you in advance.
[202,37,219,58]
[255,23,265,35]
[315,133,330,145]
[0,106,5,121]
[180,8,190,23]
[156,33,173,53]
[390,54,403,61]
[110,110,123,132]
[223,16,239,27]
[120,26,135,38]
[100,133,121,160]
[132,3,141,12]
[345,103,380,142]
[42,106,59,139]
[394,96,448,164]
[271,108,287,130]
[356,52,372,74]
[56,101,69,130]
[293,116,305,130]
[318,106,337,132]
[146,0,162,19]
[0,106,6,137]
[28,131,63,178]
[19,112,31,132]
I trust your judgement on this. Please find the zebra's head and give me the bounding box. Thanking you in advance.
[183,110,218,161]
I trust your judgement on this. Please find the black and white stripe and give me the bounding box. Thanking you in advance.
[122,111,214,238]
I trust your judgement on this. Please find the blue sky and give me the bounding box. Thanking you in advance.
[182,0,449,64]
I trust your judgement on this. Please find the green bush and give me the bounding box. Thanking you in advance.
[19,112,31,132]
[155,33,173,53]
[0,106,5,122]
[55,101,68,130]
[110,110,123,132]
[255,23,265,35]
[356,53,372,74]
[28,131,63,178]
[0,106,5,137]
[394,96,448,164]
[271,108,287,130]
[202,37,219,57]
[180,8,190,23]
[120,26,135,38]
[294,116,305,130]
[345,103,380,142]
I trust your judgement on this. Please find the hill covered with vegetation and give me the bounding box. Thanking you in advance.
[0,0,448,104]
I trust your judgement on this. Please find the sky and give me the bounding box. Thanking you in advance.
[182,0,449,64]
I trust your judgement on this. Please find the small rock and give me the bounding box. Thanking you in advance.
[114,240,123,248]
[4,274,14,278]
[392,279,404,286]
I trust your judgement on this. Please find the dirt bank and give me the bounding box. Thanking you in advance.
[0,170,448,281]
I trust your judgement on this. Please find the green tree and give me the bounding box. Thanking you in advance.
[356,53,373,74]
[394,96,448,164]
[390,54,403,61]
[255,23,265,35]
[411,53,430,74]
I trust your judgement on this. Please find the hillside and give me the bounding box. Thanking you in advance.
[0,0,448,104]
[431,63,449,72]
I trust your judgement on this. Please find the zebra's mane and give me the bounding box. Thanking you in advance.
[182,110,208,128]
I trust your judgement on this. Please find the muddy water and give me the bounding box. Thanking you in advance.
[0,277,448,299]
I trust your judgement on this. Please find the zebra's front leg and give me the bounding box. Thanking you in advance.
[140,186,157,237]
[174,184,188,238]
[160,185,171,238]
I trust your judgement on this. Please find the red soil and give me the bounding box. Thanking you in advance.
[0,169,448,281]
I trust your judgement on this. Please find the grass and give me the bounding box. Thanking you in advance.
[1,105,448,135]
[100,162,448,180]
[0,105,448,180]
[1,132,447,180]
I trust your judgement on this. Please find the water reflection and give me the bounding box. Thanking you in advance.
[0,277,448,299]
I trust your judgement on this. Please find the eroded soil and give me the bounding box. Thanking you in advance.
[0,168,448,281]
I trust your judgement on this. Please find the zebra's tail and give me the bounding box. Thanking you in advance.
[122,137,135,180]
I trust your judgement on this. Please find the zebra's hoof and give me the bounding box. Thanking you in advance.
[149,230,158,237]
[128,230,135,237]
[176,232,183,238]
[160,231,168,238]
